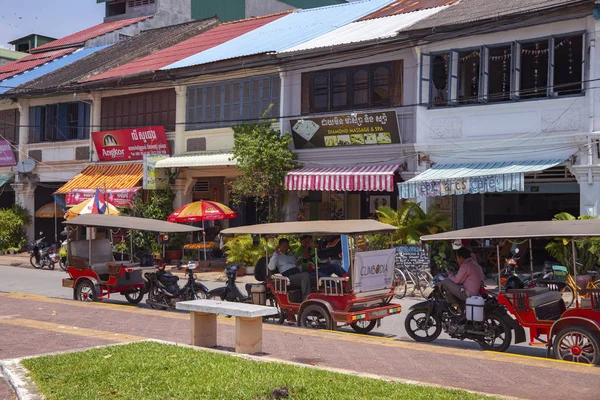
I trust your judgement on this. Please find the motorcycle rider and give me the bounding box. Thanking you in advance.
[439,246,484,312]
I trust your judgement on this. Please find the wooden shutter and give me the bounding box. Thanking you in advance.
[511,42,521,100]
[448,50,459,104]
[391,60,403,106]
[547,37,555,97]
[301,72,311,114]
[419,53,431,106]
[480,46,489,103]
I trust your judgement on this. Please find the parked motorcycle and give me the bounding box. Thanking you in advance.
[29,233,57,270]
[404,275,524,352]
[144,263,209,310]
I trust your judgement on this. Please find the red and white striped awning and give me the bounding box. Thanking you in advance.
[285,165,400,192]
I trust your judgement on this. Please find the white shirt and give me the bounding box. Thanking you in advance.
[268,252,297,274]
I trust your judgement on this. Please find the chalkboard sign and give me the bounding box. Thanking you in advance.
[395,245,429,271]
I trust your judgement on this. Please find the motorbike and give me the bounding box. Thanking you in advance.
[404,275,524,353]
[29,233,57,270]
[144,263,209,310]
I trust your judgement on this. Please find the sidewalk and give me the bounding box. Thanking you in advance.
[1,292,599,400]
[0,377,15,400]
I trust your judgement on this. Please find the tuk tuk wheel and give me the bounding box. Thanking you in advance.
[124,289,144,305]
[299,304,333,330]
[350,320,377,334]
[553,326,600,364]
[76,281,97,302]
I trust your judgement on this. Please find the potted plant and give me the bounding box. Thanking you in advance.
[165,233,185,264]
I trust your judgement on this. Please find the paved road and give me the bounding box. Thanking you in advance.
[0,265,548,358]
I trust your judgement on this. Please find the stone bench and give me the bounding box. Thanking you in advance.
[176,300,278,354]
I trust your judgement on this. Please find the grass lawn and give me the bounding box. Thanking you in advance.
[22,342,496,400]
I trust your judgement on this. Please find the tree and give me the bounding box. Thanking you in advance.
[231,109,295,223]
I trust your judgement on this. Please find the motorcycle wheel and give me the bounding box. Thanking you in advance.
[124,289,144,305]
[350,320,377,334]
[404,309,442,342]
[30,254,42,269]
[553,326,600,364]
[76,281,97,302]
[393,268,407,299]
[148,287,167,310]
[194,288,208,300]
[561,285,575,309]
[299,304,334,330]
[263,298,284,324]
[59,258,68,271]
[417,270,434,298]
[48,260,56,270]
[477,313,512,352]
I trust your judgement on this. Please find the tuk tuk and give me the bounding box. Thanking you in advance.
[61,214,201,304]
[421,220,600,364]
[220,219,401,333]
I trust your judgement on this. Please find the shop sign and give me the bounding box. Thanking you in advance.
[66,187,141,207]
[143,154,169,190]
[290,111,400,149]
[395,245,429,270]
[353,249,395,293]
[92,126,169,162]
[0,140,16,167]
[401,173,524,198]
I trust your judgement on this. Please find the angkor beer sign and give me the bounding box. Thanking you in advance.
[0,140,16,167]
[290,111,400,149]
[92,126,169,162]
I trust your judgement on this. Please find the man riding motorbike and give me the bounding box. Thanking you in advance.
[439,246,484,312]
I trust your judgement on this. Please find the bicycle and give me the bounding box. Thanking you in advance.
[393,266,433,299]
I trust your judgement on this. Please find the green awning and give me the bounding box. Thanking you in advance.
[0,173,14,188]
[399,160,564,198]
[96,0,111,3]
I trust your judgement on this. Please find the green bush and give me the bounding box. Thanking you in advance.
[0,205,32,252]
[224,235,300,266]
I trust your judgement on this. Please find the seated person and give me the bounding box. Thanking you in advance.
[295,235,347,279]
[439,246,484,311]
[268,238,312,302]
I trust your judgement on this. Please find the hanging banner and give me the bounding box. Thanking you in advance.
[290,111,400,149]
[143,154,169,190]
[399,174,524,198]
[92,126,169,162]
[352,249,395,293]
[66,187,141,207]
[0,140,16,167]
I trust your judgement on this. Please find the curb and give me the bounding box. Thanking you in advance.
[1,339,524,400]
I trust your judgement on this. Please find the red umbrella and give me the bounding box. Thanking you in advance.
[168,200,237,260]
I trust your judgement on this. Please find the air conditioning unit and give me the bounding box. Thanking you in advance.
[193,180,210,193]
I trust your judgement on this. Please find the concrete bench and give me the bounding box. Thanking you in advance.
[176,300,278,354]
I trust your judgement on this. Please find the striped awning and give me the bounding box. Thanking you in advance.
[285,165,400,192]
[54,164,143,194]
[399,159,564,198]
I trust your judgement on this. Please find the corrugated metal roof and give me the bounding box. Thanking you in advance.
[155,152,236,168]
[54,164,143,194]
[14,18,219,91]
[162,0,395,70]
[362,0,456,20]
[0,48,76,82]
[31,16,151,53]
[85,13,286,83]
[281,6,449,54]
[0,46,109,95]
[0,49,28,61]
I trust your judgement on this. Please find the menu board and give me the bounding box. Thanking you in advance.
[395,245,429,270]
[290,111,400,149]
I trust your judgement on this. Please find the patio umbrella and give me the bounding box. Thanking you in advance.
[65,189,120,221]
[168,200,237,261]
[35,202,65,244]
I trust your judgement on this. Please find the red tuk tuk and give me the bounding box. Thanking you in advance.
[61,214,201,304]
[422,220,600,364]
[221,220,402,333]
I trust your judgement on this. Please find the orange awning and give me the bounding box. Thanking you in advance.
[54,164,143,194]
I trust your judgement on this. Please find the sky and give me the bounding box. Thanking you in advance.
[0,0,105,49]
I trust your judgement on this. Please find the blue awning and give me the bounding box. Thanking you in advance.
[399,160,564,198]
[0,173,14,188]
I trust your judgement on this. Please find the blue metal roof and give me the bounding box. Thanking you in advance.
[0,45,110,95]
[162,0,394,70]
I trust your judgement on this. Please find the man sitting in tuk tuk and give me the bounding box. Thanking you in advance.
[295,235,347,278]
[268,238,312,301]
[440,246,485,311]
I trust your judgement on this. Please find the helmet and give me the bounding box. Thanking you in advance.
[505,275,524,290]
[451,239,462,250]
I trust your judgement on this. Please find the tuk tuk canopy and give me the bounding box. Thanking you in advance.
[63,214,202,233]
[421,220,600,241]
[220,220,397,236]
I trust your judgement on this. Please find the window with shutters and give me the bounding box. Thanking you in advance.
[186,75,280,130]
[420,32,586,107]
[101,89,176,132]
[302,62,401,113]
[0,109,19,144]
[28,102,90,143]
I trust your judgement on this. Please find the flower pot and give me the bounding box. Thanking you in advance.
[237,266,246,277]
[166,250,183,264]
